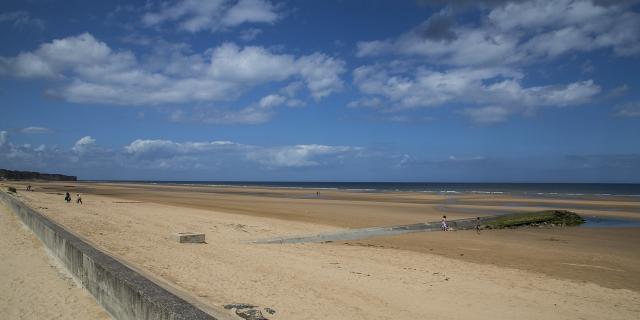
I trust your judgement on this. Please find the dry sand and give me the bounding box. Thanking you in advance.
[0,202,111,320]
[3,181,640,319]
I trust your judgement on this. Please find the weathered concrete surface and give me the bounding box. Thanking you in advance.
[173,232,206,243]
[253,216,494,244]
[254,211,587,245]
[0,191,219,320]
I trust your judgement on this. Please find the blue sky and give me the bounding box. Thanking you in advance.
[1,0,639,182]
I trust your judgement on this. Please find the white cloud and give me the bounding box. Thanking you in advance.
[347,97,385,109]
[20,126,52,134]
[286,99,306,108]
[222,0,279,26]
[124,139,360,169]
[72,136,97,154]
[247,144,359,168]
[608,84,629,98]
[125,139,242,160]
[208,43,345,99]
[0,34,345,109]
[0,131,7,148]
[354,64,599,109]
[279,81,304,97]
[1,130,366,173]
[357,25,518,67]
[171,106,274,124]
[0,131,61,168]
[488,0,607,31]
[352,64,600,122]
[258,94,287,108]
[356,1,640,65]
[0,33,128,79]
[462,106,512,124]
[239,28,263,41]
[208,43,297,82]
[142,0,280,33]
[0,11,44,29]
[613,101,640,118]
[169,92,303,124]
[296,53,345,99]
[352,1,629,124]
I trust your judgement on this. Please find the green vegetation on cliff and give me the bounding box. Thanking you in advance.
[0,169,77,181]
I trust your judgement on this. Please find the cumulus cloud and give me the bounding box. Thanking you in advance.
[357,0,640,65]
[209,43,345,99]
[72,136,97,154]
[351,1,635,124]
[352,64,600,122]
[0,33,345,108]
[208,43,297,82]
[142,0,281,33]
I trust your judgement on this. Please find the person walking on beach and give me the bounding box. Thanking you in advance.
[441,215,448,231]
[65,192,71,203]
[475,217,481,234]
[76,194,82,205]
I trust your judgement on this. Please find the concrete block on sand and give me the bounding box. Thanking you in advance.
[173,232,205,243]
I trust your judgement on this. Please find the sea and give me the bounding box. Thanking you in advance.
[103,181,640,198]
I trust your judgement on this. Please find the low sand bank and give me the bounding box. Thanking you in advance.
[0,202,111,320]
[2,181,638,319]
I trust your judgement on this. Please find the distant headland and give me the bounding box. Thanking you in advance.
[0,169,77,181]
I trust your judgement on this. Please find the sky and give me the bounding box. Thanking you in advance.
[0,0,639,182]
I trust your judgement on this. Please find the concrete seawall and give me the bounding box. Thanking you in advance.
[0,191,219,320]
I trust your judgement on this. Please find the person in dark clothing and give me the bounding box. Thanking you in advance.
[65,192,71,203]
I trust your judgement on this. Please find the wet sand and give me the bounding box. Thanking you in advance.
[0,202,111,320]
[3,181,640,319]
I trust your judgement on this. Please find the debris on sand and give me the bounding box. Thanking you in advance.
[224,303,276,320]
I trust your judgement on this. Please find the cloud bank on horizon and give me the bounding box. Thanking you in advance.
[0,0,639,182]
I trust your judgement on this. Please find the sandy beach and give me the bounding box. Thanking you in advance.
[0,201,111,320]
[3,181,640,319]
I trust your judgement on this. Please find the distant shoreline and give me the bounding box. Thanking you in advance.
[80,180,640,197]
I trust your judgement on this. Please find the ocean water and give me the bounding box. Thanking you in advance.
[105,181,640,198]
